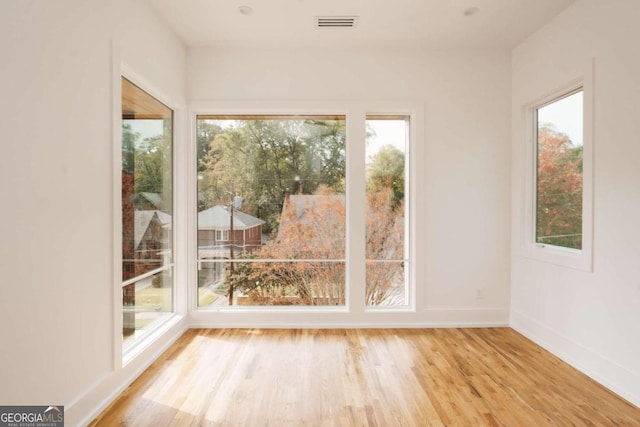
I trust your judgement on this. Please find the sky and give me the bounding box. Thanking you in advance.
[366,119,408,162]
[125,119,164,143]
[537,90,583,146]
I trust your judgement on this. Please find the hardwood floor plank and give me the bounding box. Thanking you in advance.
[90,328,640,426]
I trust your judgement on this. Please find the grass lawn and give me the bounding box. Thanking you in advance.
[133,285,172,329]
[197,284,223,306]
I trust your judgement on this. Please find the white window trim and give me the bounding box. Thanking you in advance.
[188,101,424,315]
[115,63,182,364]
[364,115,411,311]
[520,65,594,272]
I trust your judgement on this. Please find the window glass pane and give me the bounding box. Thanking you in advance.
[536,90,583,250]
[196,116,346,306]
[121,77,173,342]
[366,261,405,306]
[123,269,173,349]
[198,261,345,306]
[365,117,409,307]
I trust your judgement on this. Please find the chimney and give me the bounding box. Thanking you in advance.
[284,188,291,204]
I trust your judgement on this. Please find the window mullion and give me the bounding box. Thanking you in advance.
[346,110,367,314]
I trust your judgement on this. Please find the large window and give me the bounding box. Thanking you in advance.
[366,116,410,307]
[523,74,593,271]
[535,90,583,250]
[121,77,173,347]
[196,115,346,307]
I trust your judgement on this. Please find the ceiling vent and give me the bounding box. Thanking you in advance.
[315,16,358,28]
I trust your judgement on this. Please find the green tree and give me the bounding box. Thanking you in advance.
[367,145,405,206]
[122,122,139,175]
[197,118,346,233]
[122,120,173,213]
[196,121,223,172]
[134,134,171,193]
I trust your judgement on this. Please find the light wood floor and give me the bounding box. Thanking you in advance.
[91,328,640,426]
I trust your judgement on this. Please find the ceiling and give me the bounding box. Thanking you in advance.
[149,0,575,49]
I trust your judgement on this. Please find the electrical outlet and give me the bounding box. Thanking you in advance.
[475,288,485,300]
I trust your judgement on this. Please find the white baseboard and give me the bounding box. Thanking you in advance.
[189,307,511,329]
[511,310,640,408]
[66,317,188,427]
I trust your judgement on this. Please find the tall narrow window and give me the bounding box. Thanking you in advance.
[535,90,583,250]
[196,115,346,307]
[121,77,173,348]
[365,116,410,307]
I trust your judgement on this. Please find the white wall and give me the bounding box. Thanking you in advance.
[511,0,640,407]
[188,47,512,326]
[0,1,513,423]
[0,1,187,425]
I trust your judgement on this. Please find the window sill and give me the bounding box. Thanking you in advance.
[194,305,349,314]
[123,313,184,366]
[520,243,593,272]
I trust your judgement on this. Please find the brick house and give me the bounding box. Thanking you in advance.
[197,205,265,284]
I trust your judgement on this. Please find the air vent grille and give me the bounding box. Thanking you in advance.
[316,16,358,28]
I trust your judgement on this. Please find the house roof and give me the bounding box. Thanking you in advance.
[131,192,164,209]
[276,194,345,242]
[135,210,171,249]
[285,194,346,221]
[274,194,346,257]
[198,205,265,230]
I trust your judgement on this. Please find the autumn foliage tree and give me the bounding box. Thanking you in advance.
[366,188,405,305]
[365,144,406,305]
[228,186,346,305]
[226,183,405,306]
[536,125,583,249]
[197,119,346,232]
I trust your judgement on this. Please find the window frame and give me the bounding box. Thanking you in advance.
[194,113,349,308]
[364,115,411,309]
[188,101,423,314]
[116,69,179,363]
[521,71,594,272]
